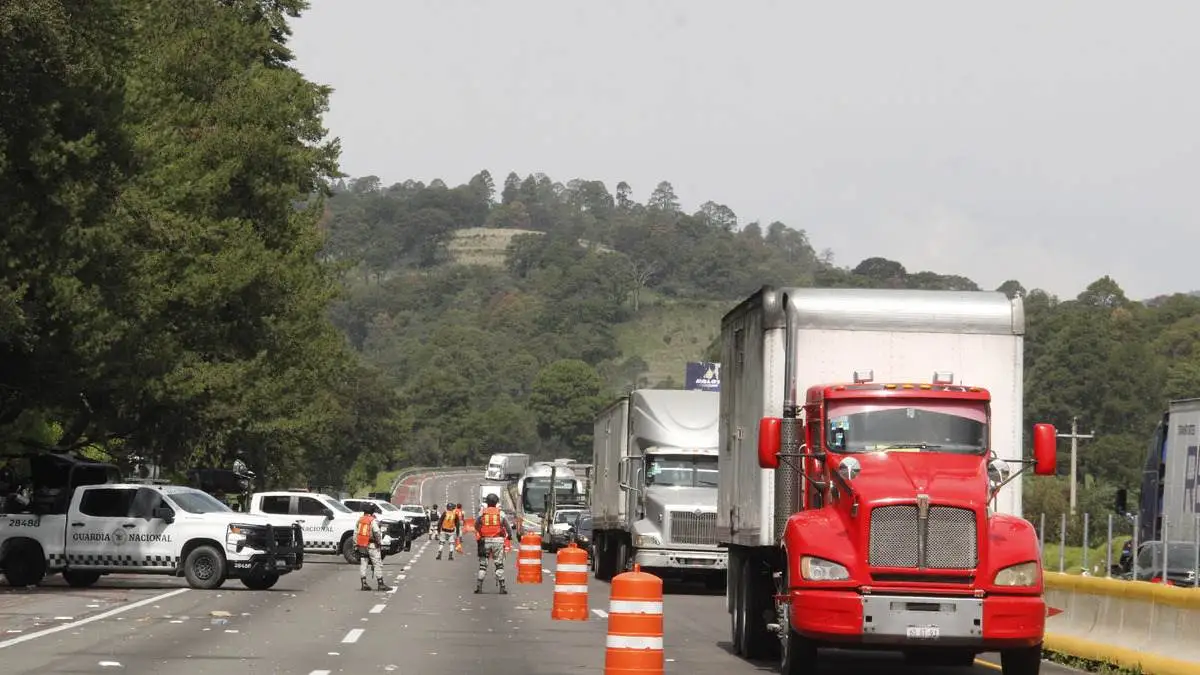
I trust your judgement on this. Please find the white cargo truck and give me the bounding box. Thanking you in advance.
[718,287,1053,673]
[590,389,726,587]
[1136,398,1200,545]
[485,453,530,482]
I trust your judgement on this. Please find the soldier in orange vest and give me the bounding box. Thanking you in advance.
[355,504,392,591]
[474,494,513,594]
[435,503,461,560]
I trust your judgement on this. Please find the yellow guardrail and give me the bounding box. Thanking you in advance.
[1045,572,1200,675]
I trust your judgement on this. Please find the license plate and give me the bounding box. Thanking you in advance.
[906,626,939,639]
[275,559,288,569]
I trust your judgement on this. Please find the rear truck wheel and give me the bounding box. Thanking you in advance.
[2,542,46,587]
[62,570,102,588]
[340,535,358,564]
[240,571,280,590]
[593,536,612,581]
[183,545,227,590]
[1000,644,1042,675]
[705,571,727,591]
[738,558,775,658]
[730,558,744,655]
[779,566,818,675]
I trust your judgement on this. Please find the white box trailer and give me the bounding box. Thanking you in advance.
[718,286,1027,549]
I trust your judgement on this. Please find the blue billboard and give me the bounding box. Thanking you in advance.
[686,362,721,392]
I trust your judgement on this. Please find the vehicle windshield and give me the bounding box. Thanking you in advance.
[322,496,353,513]
[825,401,988,455]
[1137,542,1199,570]
[400,505,424,514]
[376,502,399,511]
[521,478,577,514]
[645,453,718,488]
[162,487,232,514]
[555,510,583,526]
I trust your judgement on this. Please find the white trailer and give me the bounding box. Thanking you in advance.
[485,453,529,482]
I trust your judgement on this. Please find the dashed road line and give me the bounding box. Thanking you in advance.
[369,604,386,614]
[309,671,331,675]
[592,608,609,619]
[0,588,190,650]
[341,628,365,644]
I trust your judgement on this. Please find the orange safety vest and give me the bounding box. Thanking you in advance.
[477,506,504,538]
[440,510,458,531]
[355,514,375,547]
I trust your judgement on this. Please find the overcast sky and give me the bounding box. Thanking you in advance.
[290,1,1199,300]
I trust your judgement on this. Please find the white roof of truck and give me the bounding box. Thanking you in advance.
[723,286,1024,336]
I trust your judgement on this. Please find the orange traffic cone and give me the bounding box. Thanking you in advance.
[604,564,664,675]
[551,541,589,620]
[517,533,543,584]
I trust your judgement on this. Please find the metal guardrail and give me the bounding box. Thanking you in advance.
[386,465,485,499]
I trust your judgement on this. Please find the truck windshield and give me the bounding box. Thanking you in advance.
[376,502,399,512]
[825,401,988,455]
[1137,542,1199,570]
[163,488,232,514]
[521,478,576,513]
[322,497,353,513]
[645,454,718,488]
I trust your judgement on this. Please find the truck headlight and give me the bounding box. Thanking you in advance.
[993,561,1039,587]
[800,556,850,581]
[634,534,661,547]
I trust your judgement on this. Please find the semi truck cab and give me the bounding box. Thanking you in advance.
[757,370,1058,674]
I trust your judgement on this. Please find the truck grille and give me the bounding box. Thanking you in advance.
[868,505,977,569]
[273,526,298,548]
[669,511,717,546]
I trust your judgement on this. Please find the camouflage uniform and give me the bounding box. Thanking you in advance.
[475,504,512,594]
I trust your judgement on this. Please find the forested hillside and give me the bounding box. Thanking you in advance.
[5,2,1200,519]
[324,171,1200,516]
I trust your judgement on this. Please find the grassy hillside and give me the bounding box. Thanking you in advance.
[613,296,727,386]
[446,227,541,267]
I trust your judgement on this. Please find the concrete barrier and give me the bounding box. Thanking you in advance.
[1045,571,1200,675]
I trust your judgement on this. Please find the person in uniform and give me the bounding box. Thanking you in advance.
[356,503,392,591]
[435,503,460,560]
[428,504,440,541]
[474,493,513,594]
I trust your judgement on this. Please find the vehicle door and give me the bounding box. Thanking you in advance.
[67,487,137,569]
[295,495,337,550]
[125,487,178,570]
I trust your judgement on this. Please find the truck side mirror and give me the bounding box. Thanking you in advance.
[1115,488,1128,514]
[152,506,175,523]
[758,417,782,469]
[1031,423,1058,476]
[322,507,334,519]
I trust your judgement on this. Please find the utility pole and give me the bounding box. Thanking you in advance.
[1058,416,1095,516]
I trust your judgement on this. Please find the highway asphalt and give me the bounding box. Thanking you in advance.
[0,471,1084,674]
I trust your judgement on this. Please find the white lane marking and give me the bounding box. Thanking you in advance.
[342,628,365,643]
[398,574,407,580]
[0,588,189,650]
[99,662,122,668]
[310,671,331,675]
[370,604,386,614]
[592,609,609,619]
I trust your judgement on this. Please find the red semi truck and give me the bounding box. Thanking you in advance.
[718,287,1058,675]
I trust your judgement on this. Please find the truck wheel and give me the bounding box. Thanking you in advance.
[62,570,102,588]
[3,543,46,587]
[738,558,775,658]
[340,535,358,564]
[729,560,744,655]
[183,545,227,589]
[240,572,280,590]
[1000,644,1042,675]
[779,566,818,675]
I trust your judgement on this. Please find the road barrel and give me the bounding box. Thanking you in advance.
[551,541,589,620]
[604,564,664,675]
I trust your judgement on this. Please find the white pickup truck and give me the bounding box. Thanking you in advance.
[247,491,361,563]
[0,480,304,590]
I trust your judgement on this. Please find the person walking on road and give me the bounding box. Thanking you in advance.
[356,504,392,591]
[435,503,461,560]
[428,504,440,541]
[474,494,513,594]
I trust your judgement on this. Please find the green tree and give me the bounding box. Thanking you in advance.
[529,360,605,455]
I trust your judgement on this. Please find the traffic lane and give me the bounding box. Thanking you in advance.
[583,577,1083,675]
[331,521,608,674]
[0,573,187,638]
[0,548,416,673]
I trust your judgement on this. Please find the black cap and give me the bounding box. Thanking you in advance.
[485,494,499,506]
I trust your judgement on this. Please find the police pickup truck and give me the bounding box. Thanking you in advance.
[0,473,303,590]
[247,491,366,563]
